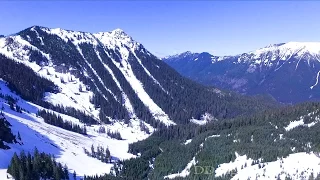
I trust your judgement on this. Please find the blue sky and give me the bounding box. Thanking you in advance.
[1,1,320,56]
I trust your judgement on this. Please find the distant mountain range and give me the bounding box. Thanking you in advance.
[163,42,320,103]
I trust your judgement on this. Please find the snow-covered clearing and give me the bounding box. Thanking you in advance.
[285,114,320,131]
[215,152,320,180]
[190,113,216,125]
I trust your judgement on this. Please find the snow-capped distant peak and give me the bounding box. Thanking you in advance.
[163,51,195,60]
[234,41,320,65]
[252,42,320,57]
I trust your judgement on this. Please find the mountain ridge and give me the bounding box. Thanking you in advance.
[163,42,320,103]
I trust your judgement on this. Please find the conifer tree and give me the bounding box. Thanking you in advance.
[17,132,21,141]
[73,170,76,180]
[106,148,111,163]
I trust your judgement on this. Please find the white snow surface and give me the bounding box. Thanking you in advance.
[215,152,320,180]
[311,70,320,89]
[205,134,221,141]
[285,119,305,131]
[41,27,99,46]
[190,118,208,125]
[0,79,153,179]
[183,139,192,145]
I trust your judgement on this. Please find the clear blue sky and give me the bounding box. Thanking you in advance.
[1,1,320,57]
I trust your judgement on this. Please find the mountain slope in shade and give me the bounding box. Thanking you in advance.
[163,42,320,103]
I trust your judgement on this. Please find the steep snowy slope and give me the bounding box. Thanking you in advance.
[0,79,153,179]
[0,26,175,125]
[164,42,320,103]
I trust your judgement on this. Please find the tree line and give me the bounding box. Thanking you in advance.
[83,144,111,164]
[37,109,87,135]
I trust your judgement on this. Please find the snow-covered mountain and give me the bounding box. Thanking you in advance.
[0,26,274,126]
[236,42,320,69]
[0,26,277,179]
[163,42,320,103]
[0,26,176,126]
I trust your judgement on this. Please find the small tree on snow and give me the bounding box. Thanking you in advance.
[17,132,21,141]
[91,144,95,157]
[105,148,111,163]
[60,77,65,84]
[73,170,76,180]
[79,84,82,92]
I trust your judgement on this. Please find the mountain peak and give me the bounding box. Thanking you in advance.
[263,43,286,48]
[111,28,126,34]
[95,28,131,39]
[163,51,195,59]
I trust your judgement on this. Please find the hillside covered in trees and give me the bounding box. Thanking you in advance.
[117,102,320,180]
